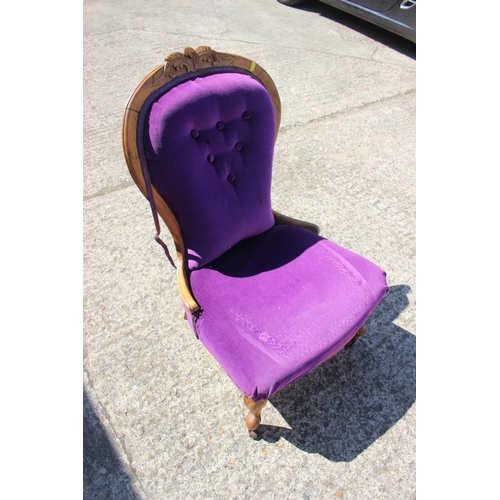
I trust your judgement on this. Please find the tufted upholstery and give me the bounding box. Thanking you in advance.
[142,71,276,269]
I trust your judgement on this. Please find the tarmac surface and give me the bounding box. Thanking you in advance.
[83,1,416,498]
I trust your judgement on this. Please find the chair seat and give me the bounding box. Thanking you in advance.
[189,224,388,401]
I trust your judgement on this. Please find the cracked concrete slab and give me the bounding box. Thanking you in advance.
[84,0,415,498]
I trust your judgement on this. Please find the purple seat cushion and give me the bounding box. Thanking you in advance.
[188,224,388,401]
[143,72,276,269]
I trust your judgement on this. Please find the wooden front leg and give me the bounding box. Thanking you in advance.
[243,395,267,438]
[353,324,367,341]
[347,324,367,347]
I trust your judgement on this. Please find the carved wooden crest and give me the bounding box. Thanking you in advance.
[152,46,237,86]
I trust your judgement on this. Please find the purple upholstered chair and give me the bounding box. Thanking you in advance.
[122,46,388,437]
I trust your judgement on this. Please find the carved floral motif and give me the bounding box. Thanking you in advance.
[153,46,237,86]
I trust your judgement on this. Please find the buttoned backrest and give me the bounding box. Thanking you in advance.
[139,70,276,269]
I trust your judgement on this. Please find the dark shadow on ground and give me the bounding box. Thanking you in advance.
[283,0,416,59]
[83,389,141,500]
[256,285,415,462]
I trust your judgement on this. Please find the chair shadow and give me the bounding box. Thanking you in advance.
[288,0,416,59]
[255,284,415,462]
[201,224,326,277]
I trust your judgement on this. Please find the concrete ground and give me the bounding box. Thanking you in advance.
[83,0,416,498]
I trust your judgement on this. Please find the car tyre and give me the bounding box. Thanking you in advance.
[277,0,308,5]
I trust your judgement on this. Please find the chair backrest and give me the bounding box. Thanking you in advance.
[122,47,282,270]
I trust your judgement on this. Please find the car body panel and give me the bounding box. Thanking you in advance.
[348,0,401,12]
[317,0,416,42]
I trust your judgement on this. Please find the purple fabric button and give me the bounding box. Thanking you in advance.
[242,111,251,120]
[227,173,235,183]
[234,142,242,151]
[207,154,214,163]
[216,121,224,130]
[190,129,199,138]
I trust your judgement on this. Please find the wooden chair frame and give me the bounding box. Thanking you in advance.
[122,46,364,435]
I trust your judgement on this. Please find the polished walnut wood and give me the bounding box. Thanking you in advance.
[273,210,320,234]
[346,324,367,348]
[243,395,267,438]
[353,324,367,340]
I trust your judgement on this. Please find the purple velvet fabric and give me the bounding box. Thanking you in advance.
[189,225,388,401]
[143,72,276,269]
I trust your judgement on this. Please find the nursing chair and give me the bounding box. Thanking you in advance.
[122,46,388,437]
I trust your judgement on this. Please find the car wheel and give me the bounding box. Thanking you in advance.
[277,0,308,5]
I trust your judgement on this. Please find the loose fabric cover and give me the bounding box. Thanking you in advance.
[143,71,276,269]
[189,225,388,401]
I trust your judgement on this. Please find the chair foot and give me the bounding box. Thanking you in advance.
[347,324,367,347]
[353,324,367,340]
[243,395,267,437]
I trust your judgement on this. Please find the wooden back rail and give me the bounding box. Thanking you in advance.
[122,46,319,315]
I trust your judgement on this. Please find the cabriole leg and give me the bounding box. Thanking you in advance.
[243,395,267,439]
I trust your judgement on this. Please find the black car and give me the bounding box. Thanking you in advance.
[278,0,416,43]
